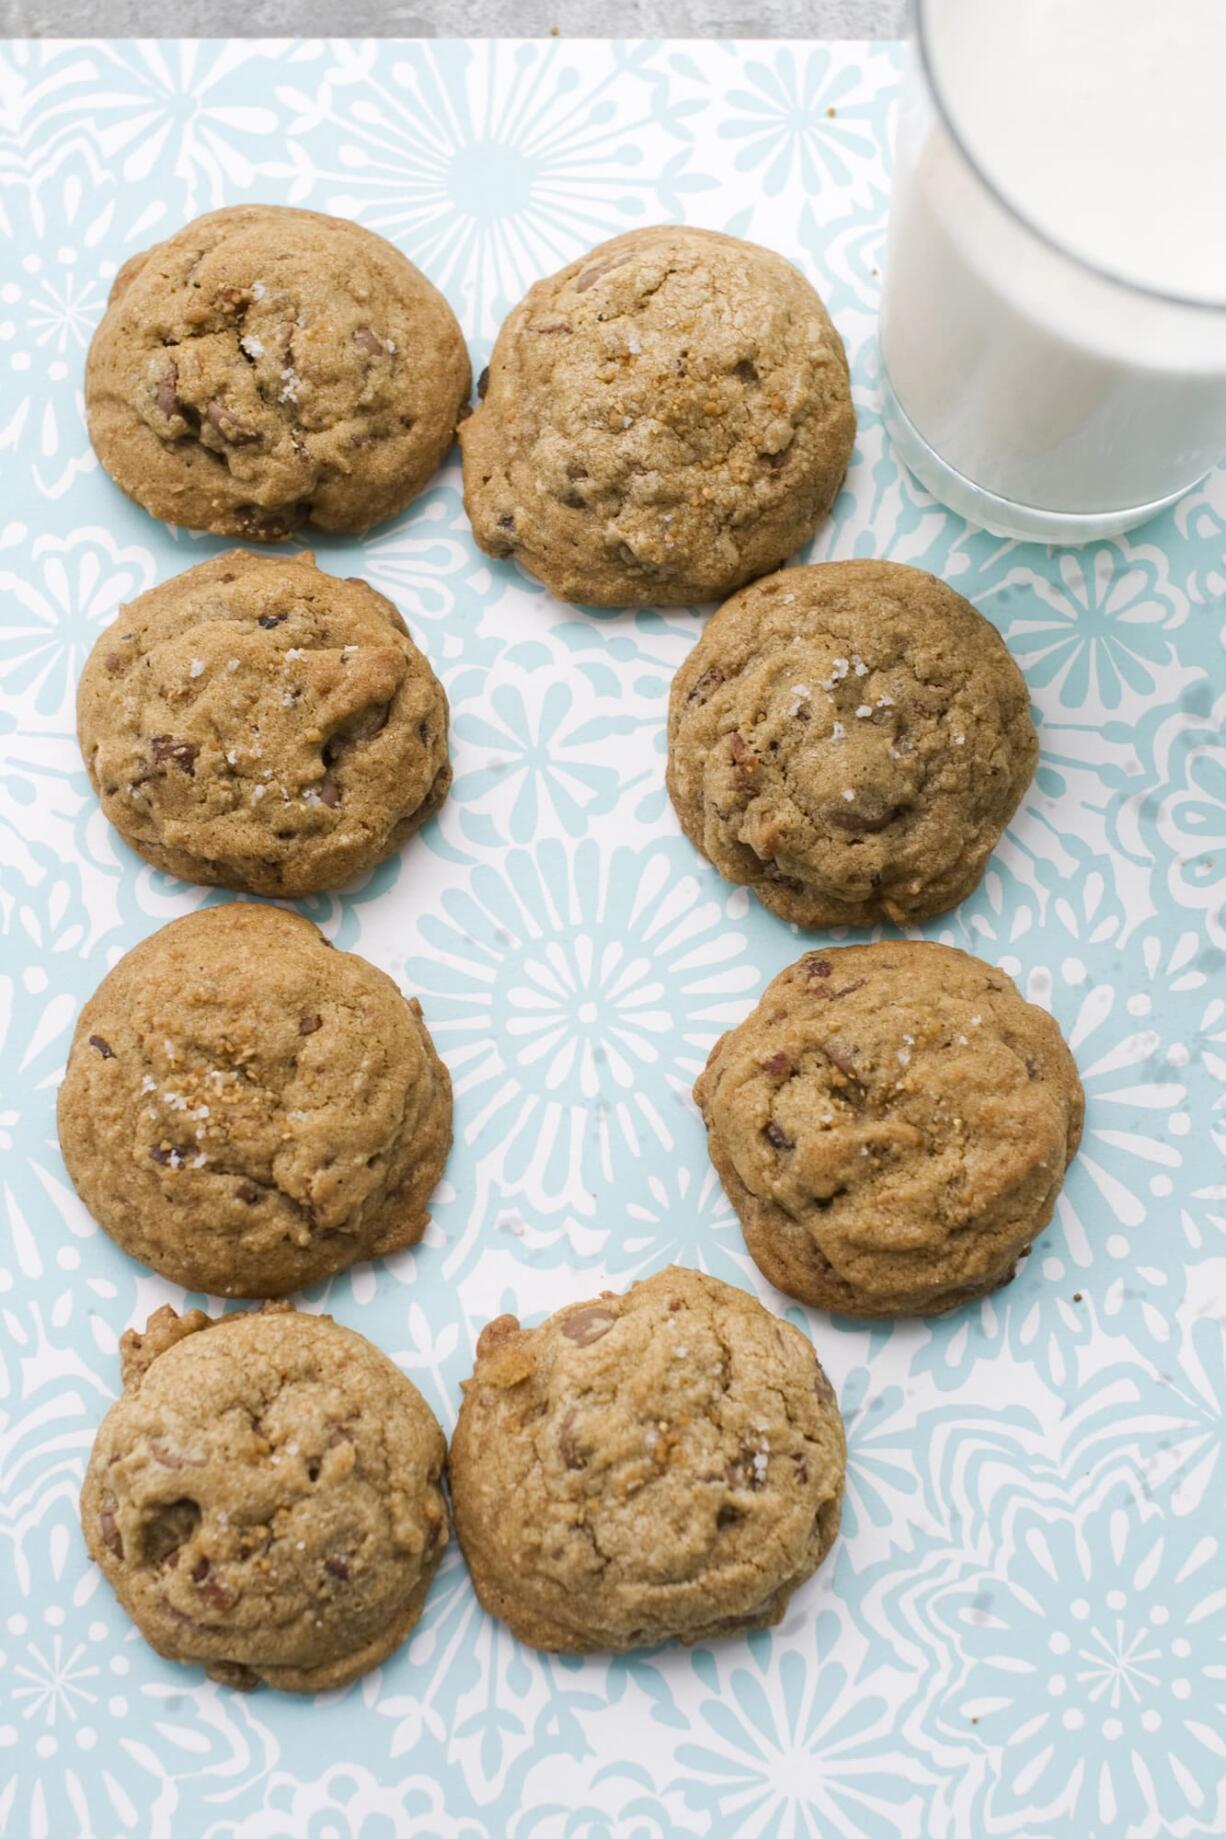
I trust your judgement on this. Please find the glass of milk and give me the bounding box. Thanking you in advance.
[879,0,1226,544]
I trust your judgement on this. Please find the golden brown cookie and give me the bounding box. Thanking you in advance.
[86,204,470,539]
[76,548,450,896]
[460,226,854,606]
[80,1302,448,1692]
[449,1266,845,1652]
[57,904,452,1297]
[668,560,1038,926]
[694,944,1083,1318]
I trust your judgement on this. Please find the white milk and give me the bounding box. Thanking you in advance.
[879,0,1226,538]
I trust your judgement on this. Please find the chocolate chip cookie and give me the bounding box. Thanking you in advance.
[449,1266,845,1652]
[57,904,451,1297]
[81,1302,448,1692]
[668,560,1037,925]
[86,204,470,539]
[694,944,1083,1317]
[461,226,855,606]
[76,548,450,896]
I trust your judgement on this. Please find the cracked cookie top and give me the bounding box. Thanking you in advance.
[694,944,1084,1317]
[85,204,471,539]
[460,225,855,606]
[77,548,451,895]
[80,1303,448,1692]
[667,560,1038,926]
[57,903,452,1297]
[449,1266,845,1652]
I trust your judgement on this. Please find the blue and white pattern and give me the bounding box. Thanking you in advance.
[1,36,1222,1839]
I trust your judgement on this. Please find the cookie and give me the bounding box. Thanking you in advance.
[86,204,470,539]
[461,226,854,606]
[80,1302,448,1692]
[57,904,451,1297]
[694,943,1083,1317]
[76,548,450,896]
[667,560,1037,926]
[449,1266,845,1652]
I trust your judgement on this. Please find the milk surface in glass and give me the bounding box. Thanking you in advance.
[879,0,1226,541]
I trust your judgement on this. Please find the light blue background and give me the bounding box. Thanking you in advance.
[0,37,1223,1839]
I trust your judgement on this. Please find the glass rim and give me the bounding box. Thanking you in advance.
[912,0,1226,314]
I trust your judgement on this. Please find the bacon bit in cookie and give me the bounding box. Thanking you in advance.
[764,1121,795,1150]
[151,1443,206,1470]
[151,735,198,775]
[88,1034,115,1059]
[561,1305,617,1347]
[99,1507,123,1558]
[760,1051,791,1075]
[324,1555,350,1579]
[298,1014,322,1036]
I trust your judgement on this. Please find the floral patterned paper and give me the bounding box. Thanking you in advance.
[0,36,1222,1839]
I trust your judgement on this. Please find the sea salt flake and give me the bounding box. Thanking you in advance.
[830,721,846,741]
[954,734,966,746]
[227,658,239,673]
[240,335,265,360]
[226,750,238,766]
[841,788,855,802]
[252,784,267,801]
[856,704,872,718]
[644,1428,659,1450]
[285,648,304,661]
[189,658,205,678]
[852,655,868,676]
[251,282,266,301]
[625,331,642,355]
[278,367,300,403]
[898,1048,911,1066]
[877,693,894,707]
[192,1153,207,1168]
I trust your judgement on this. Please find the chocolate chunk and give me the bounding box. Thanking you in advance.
[560,1305,617,1347]
[99,1506,123,1559]
[324,1555,350,1580]
[686,666,725,705]
[150,735,198,775]
[318,774,341,809]
[206,399,260,444]
[764,1121,795,1150]
[191,1556,211,1582]
[807,958,832,978]
[573,257,620,292]
[236,1182,260,1204]
[760,1051,791,1076]
[557,1407,584,1470]
[733,359,759,382]
[476,365,490,398]
[257,613,286,629]
[155,362,179,419]
[352,326,385,357]
[149,1145,175,1166]
[88,1034,115,1059]
[298,1014,322,1036]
